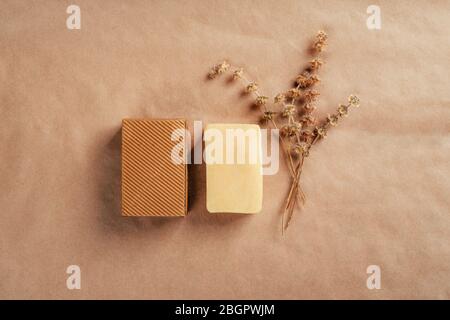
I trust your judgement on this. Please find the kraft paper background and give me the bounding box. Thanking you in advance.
[0,0,449,299]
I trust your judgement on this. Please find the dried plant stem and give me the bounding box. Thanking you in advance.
[284,156,305,230]
[270,119,296,177]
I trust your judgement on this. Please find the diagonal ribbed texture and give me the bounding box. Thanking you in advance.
[121,119,187,217]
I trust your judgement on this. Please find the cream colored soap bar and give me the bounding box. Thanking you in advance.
[205,123,263,214]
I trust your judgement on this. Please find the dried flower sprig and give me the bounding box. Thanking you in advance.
[207,31,360,232]
[310,58,323,70]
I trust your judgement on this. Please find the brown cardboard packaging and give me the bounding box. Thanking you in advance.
[121,119,188,216]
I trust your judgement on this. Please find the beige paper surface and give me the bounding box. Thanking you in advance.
[0,0,449,299]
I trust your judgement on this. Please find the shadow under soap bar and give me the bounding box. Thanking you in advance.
[205,123,263,214]
[121,119,187,217]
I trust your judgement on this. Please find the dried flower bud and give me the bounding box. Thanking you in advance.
[281,123,302,137]
[291,143,309,157]
[304,89,320,102]
[348,95,360,107]
[327,114,339,126]
[313,30,328,52]
[296,72,311,88]
[310,58,323,70]
[296,72,320,88]
[300,114,316,126]
[304,103,317,113]
[286,88,302,99]
[232,68,243,80]
[255,95,269,106]
[289,122,302,136]
[314,126,327,138]
[246,82,258,93]
[309,74,320,85]
[262,111,276,122]
[337,104,349,117]
[208,69,217,79]
[282,104,295,117]
[217,61,230,74]
[316,30,328,42]
[274,93,286,104]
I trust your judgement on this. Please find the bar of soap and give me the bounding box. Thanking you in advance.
[121,119,187,217]
[205,123,263,214]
